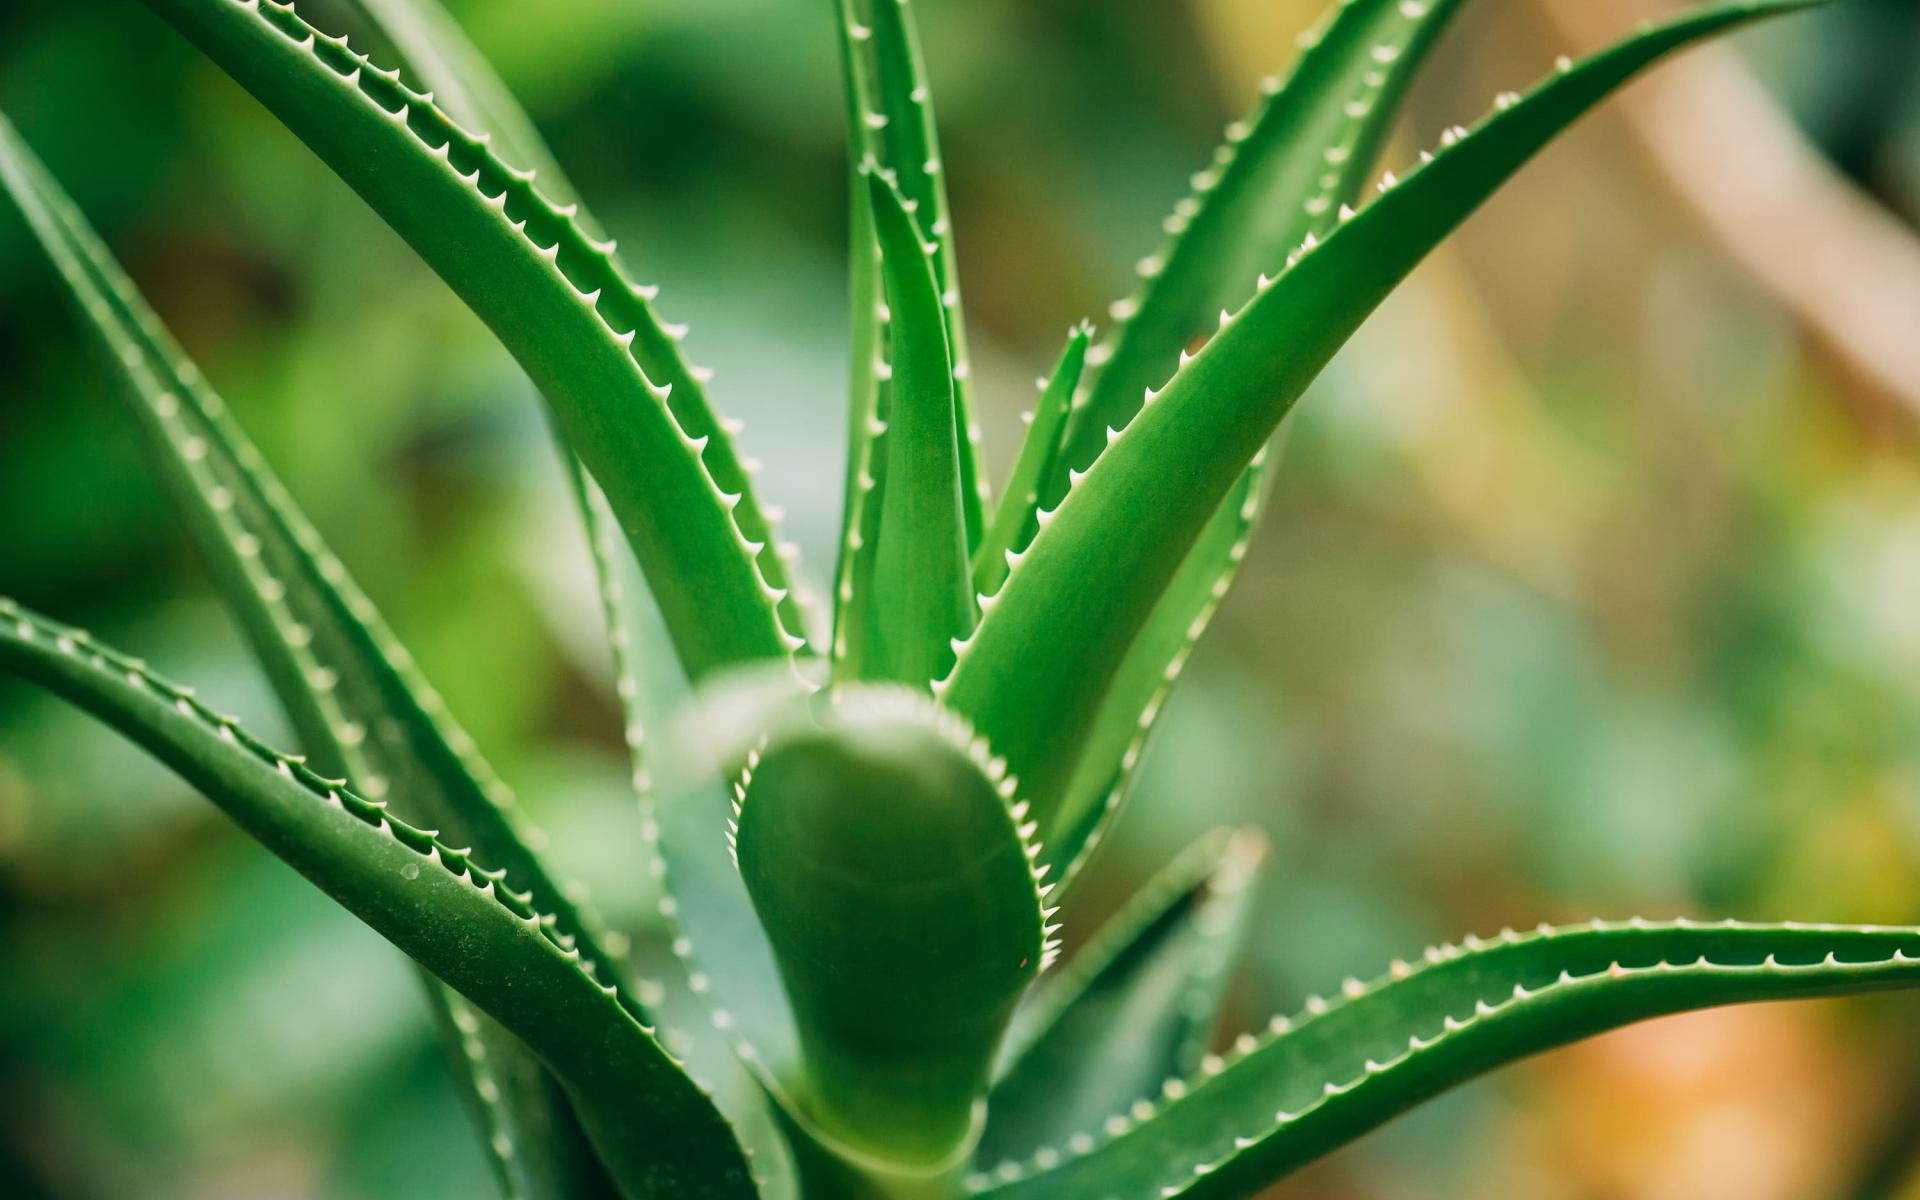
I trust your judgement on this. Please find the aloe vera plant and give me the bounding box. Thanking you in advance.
[0,0,1903,1196]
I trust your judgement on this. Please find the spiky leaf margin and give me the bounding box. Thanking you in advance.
[0,601,755,1200]
[974,919,1920,1199]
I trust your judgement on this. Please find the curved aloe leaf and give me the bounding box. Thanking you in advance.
[1058,0,1471,471]
[0,601,755,1200]
[140,0,811,683]
[1040,0,1472,885]
[829,0,983,625]
[0,111,631,1200]
[1045,446,1270,890]
[973,919,1920,1199]
[942,0,1825,854]
[571,473,808,1193]
[979,829,1266,1167]
[735,687,1049,1166]
[315,2,802,1188]
[343,0,584,217]
[828,84,887,677]
[972,325,1091,599]
[428,992,622,1200]
[857,171,974,687]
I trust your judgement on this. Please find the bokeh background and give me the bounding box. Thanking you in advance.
[4,0,1920,1196]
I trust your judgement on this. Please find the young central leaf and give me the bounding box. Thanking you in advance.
[860,171,976,688]
[734,688,1043,1167]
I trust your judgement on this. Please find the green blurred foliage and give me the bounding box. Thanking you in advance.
[2,0,1918,1197]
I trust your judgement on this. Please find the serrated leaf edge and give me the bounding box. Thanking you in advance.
[967,916,1914,1191]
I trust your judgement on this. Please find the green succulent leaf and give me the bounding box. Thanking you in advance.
[428,992,623,1200]
[734,687,1048,1167]
[972,325,1091,599]
[141,0,811,683]
[317,1,803,1188]
[0,102,626,1033]
[979,829,1266,1167]
[0,601,755,1200]
[831,0,982,539]
[1059,0,1470,469]
[829,0,983,682]
[342,0,584,219]
[973,919,1920,1200]
[1044,454,1270,890]
[1039,0,1470,886]
[855,170,976,688]
[942,0,1824,857]
[0,113,633,1200]
[577,478,809,1122]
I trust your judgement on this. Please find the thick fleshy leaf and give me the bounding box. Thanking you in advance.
[979,829,1265,1166]
[427,992,622,1200]
[857,172,974,687]
[734,687,1047,1166]
[972,326,1090,599]
[973,919,1920,1199]
[1057,0,1471,473]
[317,1,801,1187]
[0,601,755,1200]
[1040,0,1471,886]
[0,114,629,1200]
[572,473,807,1166]
[140,0,811,682]
[829,0,983,678]
[941,0,1826,856]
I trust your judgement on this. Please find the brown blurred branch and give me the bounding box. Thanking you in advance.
[1541,0,1920,439]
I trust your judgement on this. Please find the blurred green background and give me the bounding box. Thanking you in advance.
[4,0,1920,1196]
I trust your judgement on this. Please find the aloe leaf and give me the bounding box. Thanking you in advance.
[854,171,975,688]
[942,0,1825,855]
[571,472,807,1100]
[832,0,983,540]
[972,919,1920,1199]
[342,0,582,215]
[0,112,636,1200]
[1043,451,1269,889]
[828,0,983,681]
[428,992,623,1200]
[0,601,755,1199]
[312,2,801,1186]
[978,829,1266,1167]
[828,67,887,679]
[734,687,1050,1167]
[1059,0,1471,472]
[140,0,811,683]
[1040,0,1471,885]
[972,326,1091,599]
[0,100,620,1036]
